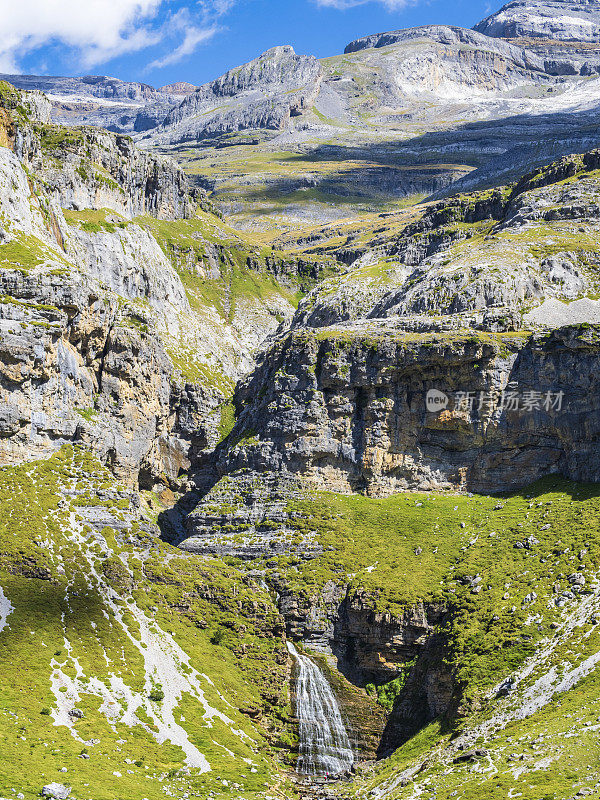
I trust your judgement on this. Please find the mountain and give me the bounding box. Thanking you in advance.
[3,3,600,799]
[10,14,600,230]
[136,22,600,230]
[474,0,600,72]
[148,46,322,146]
[0,73,197,134]
[474,0,600,44]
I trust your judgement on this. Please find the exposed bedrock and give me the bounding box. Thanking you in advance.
[149,46,322,146]
[279,582,455,756]
[198,324,600,497]
[0,269,217,487]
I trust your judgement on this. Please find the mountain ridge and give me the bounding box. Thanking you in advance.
[2,2,600,798]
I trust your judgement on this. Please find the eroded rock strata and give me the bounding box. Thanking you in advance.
[180,326,600,504]
[4,4,600,796]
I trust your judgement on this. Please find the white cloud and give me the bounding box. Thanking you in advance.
[0,0,163,72]
[0,0,233,74]
[148,10,219,69]
[147,3,232,70]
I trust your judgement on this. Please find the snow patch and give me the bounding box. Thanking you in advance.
[48,506,251,772]
[0,586,14,633]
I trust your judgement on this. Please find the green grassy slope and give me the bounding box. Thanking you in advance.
[0,447,294,800]
[278,481,600,800]
[3,453,600,799]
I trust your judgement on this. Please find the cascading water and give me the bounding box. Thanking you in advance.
[287,641,354,777]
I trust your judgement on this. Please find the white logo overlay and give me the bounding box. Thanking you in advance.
[426,389,449,412]
[425,388,565,413]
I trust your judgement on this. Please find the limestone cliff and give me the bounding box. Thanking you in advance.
[147,46,322,146]
[180,325,599,503]
[0,84,299,487]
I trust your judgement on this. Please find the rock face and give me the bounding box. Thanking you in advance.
[281,583,447,683]
[378,618,456,754]
[0,74,168,101]
[0,86,298,486]
[0,139,202,484]
[474,0,600,43]
[17,126,193,221]
[345,23,543,71]
[0,265,214,485]
[474,0,600,73]
[189,325,600,498]
[148,46,322,145]
[0,73,196,134]
[159,82,197,96]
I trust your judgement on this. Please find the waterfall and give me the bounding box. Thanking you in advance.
[287,641,354,777]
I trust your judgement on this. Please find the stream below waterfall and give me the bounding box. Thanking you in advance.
[287,641,354,777]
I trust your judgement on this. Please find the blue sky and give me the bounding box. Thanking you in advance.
[0,0,495,88]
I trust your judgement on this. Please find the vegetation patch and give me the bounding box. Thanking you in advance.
[63,208,129,234]
[0,446,295,800]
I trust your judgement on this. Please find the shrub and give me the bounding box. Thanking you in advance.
[148,685,165,702]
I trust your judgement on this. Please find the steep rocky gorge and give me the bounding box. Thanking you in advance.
[280,585,453,756]
[0,83,304,489]
[4,7,600,793]
[168,140,600,780]
[175,320,600,757]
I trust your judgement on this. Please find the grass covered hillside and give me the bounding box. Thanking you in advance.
[0,446,295,800]
[4,448,600,799]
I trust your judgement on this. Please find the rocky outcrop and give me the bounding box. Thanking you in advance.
[474,0,600,73]
[178,471,319,557]
[0,86,297,487]
[145,46,322,145]
[159,82,197,96]
[19,125,194,220]
[377,619,456,754]
[0,265,217,486]
[281,583,447,682]
[190,324,600,497]
[474,0,600,43]
[0,74,169,102]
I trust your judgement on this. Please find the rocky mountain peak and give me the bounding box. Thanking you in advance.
[342,23,545,69]
[158,81,198,96]
[474,0,600,42]
[207,44,320,96]
[149,44,322,144]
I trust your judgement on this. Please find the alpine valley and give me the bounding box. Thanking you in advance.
[4,2,600,800]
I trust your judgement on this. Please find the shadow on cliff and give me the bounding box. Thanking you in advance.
[156,434,235,546]
[376,625,459,758]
